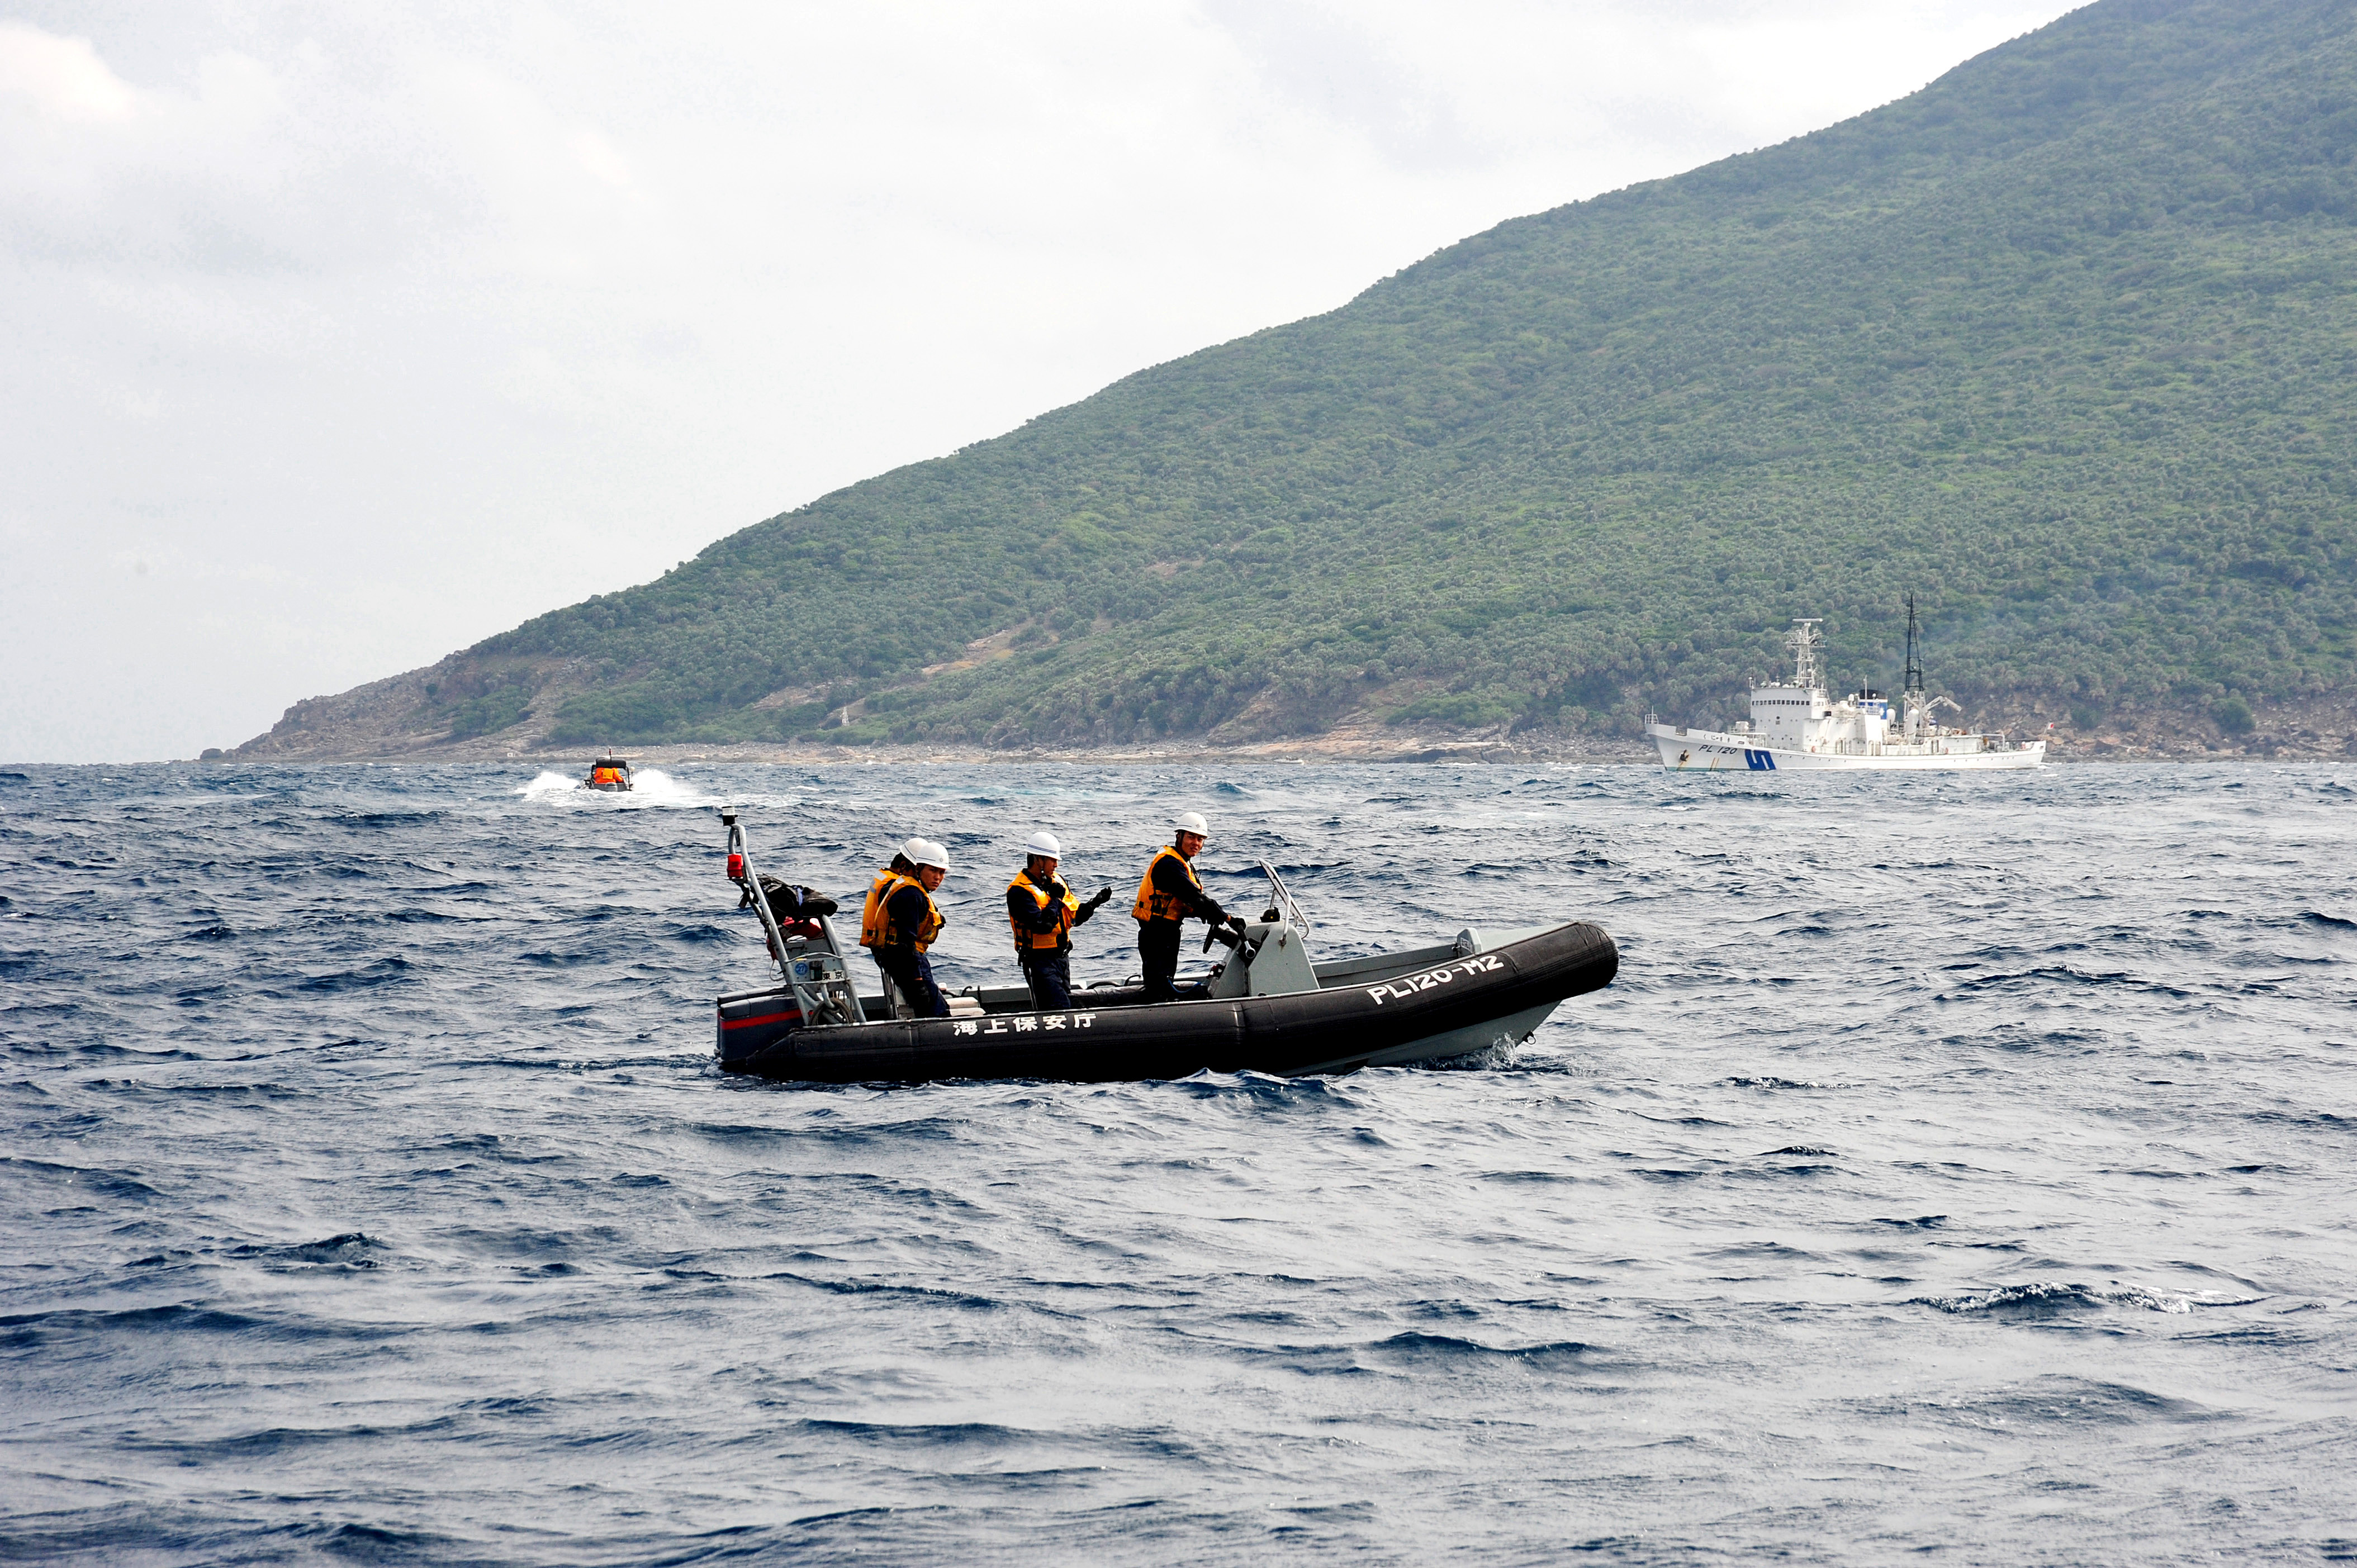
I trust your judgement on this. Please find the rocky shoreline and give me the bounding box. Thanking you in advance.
[189,727,2357,769]
[206,731,1639,769]
[201,663,2357,769]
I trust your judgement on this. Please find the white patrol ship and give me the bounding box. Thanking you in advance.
[1646,601,2045,772]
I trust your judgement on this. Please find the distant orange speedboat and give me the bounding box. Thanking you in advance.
[581,752,634,792]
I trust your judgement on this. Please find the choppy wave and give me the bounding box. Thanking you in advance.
[1913,1281,2195,1315]
[1,759,2351,1563]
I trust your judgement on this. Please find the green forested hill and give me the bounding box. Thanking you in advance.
[404,0,2357,747]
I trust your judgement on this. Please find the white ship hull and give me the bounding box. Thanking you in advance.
[1649,724,2045,772]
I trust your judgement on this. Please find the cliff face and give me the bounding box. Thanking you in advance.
[236,0,2357,759]
[229,664,451,761]
[230,653,590,761]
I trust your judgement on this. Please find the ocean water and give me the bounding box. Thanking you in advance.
[2,759,2352,1565]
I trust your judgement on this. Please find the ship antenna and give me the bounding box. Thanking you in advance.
[1903,594,1926,696]
[1901,594,1931,738]
[1786,618,1824,691]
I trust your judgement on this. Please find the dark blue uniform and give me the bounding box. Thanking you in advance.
[876,880,949,1018]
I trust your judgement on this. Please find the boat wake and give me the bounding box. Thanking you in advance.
[514,767,713,805]
[629,769,714,805]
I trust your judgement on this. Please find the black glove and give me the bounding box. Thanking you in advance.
[1086,886,1113,910]
[1227,914,1248,936]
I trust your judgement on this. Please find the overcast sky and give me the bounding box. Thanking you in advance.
[1,0,2074,762]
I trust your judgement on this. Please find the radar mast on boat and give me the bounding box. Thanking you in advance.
[1901,595,1928,739]
[1786,619,1825,692]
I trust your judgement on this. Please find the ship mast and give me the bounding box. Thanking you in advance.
[1902,594,1927,737]
[1786,619,1825,692]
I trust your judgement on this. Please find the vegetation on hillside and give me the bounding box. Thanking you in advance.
[429,0,2357,747]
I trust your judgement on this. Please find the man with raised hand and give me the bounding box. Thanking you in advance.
[1007,829,1112,1011]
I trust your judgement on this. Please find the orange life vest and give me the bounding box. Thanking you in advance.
[1007,867,1079,953]
[859,868,897,947]
[1131,845,1201,923]
[861,870,942,952]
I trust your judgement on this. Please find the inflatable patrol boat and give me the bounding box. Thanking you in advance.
[713,809,1618,1084]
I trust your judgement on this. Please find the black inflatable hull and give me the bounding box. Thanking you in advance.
[719,920,1617,1085]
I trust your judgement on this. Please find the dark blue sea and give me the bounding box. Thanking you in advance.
[3,760,2353,1564]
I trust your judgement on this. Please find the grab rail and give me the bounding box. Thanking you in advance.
[1259,859,1312,934]
[721,808,866,1027]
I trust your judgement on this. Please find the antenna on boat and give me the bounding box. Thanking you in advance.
[1786,619,1824,691]
[1901,594,1929,738]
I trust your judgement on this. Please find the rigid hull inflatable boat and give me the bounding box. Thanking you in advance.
[713,810,1618,1085]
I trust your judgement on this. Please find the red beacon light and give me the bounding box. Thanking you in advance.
[719,807,746,883]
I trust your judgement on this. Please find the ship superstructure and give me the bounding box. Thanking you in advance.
[1646,601,2045,771]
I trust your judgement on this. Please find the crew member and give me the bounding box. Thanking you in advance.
[861,838,951,1018]
[1006,830,1112,1011]
[860,839,922,947]
[1132,810,1242,1004]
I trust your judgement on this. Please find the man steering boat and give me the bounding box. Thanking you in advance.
[1132,810,1244,1004]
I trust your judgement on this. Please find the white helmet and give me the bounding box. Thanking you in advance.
[1173,810,1208,838]
[909,838,950,872]
[1025,829,1063,858]
[898,836,930,866]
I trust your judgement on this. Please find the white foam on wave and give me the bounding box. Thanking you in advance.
[628,769,717,806]
[1914,1281,2195,1315]
[514,767,718,807]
